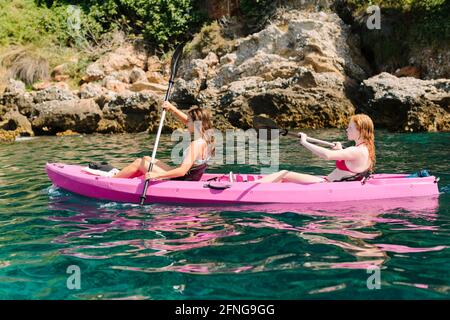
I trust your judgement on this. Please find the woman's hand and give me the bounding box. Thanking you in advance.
[145,171,160,180]
[162,101,175,112]
[298,132,308,145]
[332,142,343,150]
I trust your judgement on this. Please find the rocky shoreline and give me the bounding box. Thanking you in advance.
[1,9,449,142]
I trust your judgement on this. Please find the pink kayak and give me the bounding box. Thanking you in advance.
[45,163,440,205]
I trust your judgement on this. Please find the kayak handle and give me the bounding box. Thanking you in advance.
[204,182,231,190]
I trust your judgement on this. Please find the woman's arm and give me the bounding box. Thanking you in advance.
[147,163,192,180]
[163,101,188,124]
[146,140,204,180]
[299,133,361,161]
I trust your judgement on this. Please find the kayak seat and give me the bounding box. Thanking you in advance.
[88,161,115,172]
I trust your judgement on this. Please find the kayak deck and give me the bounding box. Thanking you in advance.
[45,163,440,205]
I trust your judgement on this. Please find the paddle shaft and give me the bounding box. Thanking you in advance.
[253,116,336,148]
[284,131,336,147]
[140,81,174,205]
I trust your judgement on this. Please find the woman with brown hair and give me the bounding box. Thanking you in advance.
[111,101,215,181]
[258,114,376,183]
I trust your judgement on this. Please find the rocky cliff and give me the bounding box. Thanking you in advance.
[1,7,449,142]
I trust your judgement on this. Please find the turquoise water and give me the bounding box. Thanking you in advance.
[0,129,449,299]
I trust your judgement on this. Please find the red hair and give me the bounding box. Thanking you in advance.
[350,114,376,171]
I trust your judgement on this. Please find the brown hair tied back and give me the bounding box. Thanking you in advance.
[187,106,215,156]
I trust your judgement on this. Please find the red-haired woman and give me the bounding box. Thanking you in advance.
[258,114,376,183]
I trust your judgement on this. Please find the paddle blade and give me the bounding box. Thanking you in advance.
[253,116,286,140]
[169,42,185,82]
[253,115,287,140]
[253,115,279,130]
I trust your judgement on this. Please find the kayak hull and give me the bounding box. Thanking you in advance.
[45,163,440,205]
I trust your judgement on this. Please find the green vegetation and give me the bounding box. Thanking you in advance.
[0,0,54,46]
[32,0,207,49]
[2,0,447,53]
[0,0,103,47]
[0,0,105,87]
[0,0,208,87]
[0,0,448,87]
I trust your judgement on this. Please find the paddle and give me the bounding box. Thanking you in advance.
[140,43,185,205]
[253,115,336,147]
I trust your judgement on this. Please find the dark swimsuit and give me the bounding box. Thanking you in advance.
[171,162,208,181]
[171,147,211,181]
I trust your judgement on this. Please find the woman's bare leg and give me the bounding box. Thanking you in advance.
[114,157,173,178]
[281,171,326,183]
[258,170,325,184]
[137,156,173,174]
[257,170,290,183]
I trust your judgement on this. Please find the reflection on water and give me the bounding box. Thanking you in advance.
[50,204,240,260]
[47,191,444,276]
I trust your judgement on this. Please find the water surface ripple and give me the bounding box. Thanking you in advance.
[0,131,449,299]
